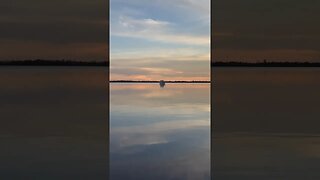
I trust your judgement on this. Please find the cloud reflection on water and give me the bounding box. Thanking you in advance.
[110,83,210,180]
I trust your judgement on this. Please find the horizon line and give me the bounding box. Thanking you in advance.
[2,60,320,68]
[110,80,211,83]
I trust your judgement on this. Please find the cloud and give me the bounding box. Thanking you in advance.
[119,16,170,28]
[112,0,210,19]
[111,47,209,62]
[169,0,210,16]
[110,58,210,81]
[110,46,210,80]
[111,16,209,46]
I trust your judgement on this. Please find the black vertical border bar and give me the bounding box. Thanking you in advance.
[210,0,214,179]
[106,0,110,178]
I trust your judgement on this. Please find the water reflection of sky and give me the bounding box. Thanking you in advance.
[0,67,108,179]
[110,83,210,180]
[213,68,320,179]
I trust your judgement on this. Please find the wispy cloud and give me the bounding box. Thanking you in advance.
[111,47,209,62]
[112,0,210,19]
[168,0,210,17]
[112,16,209,46]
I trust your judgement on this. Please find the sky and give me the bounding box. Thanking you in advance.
[0,0,108,61]
[2,0,317,65]
[110,0,210,81]
[213,0,320,62]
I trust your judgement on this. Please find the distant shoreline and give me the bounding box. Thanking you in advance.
[110,80,210,83]
[0,60,108,66]
[1,60,320,67]
[211,62,320,67]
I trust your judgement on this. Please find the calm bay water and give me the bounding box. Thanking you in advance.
[110,83,210,180]
[2,67,319,179]
[213,68,320,179]
[0,67,108,179]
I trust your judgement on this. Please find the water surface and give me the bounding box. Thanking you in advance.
[0,67,108,179]
[110,83,210,180]
[213,68,320,179]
